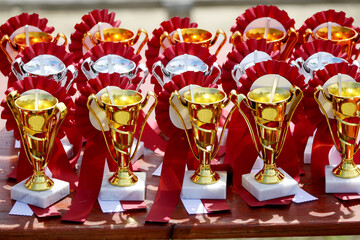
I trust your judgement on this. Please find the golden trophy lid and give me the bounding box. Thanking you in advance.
[248,87,290,104]
[100,89,142,106]
[317,26,357,41]
[95,27,134,42]
[15,90,57,111]
[173,28,212,43]
[245,28,285,42]
[183,87,225,104]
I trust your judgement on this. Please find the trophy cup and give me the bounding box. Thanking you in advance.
[169,86,236,199]
[87,87,157,200]
[314,81,360,193]
[0,29,67,63]
[160,28,226,56]
[82,27,148,55]
[7,89,70,208]
[231,85,303,201]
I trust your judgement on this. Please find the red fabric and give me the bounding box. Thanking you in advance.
[201,199,230,212]
[121,201,147,210]
[145,132,189,223]
[69,9,121,62]
[333,193,360,200]
[0,13,54,77]
[30,205,61,217]
[145,16,198,74]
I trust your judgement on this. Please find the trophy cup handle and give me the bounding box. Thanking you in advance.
[132,63,149,91]
[64,65,78,93]
[81,57,97,80]
[0,35,17,63]
[169,91,200,160]
[11,58,26,80]
[205,62,221,84]
[159,31,172,50]
[231,64,242,87]
[230,90,261,156]
[303,28,314,43]
[290,57,304,71]
[152,61,166,87]
[53,32,68,47]
[282,27,298,60]
[210,29,227,56]
[230,31,243,46]
[352,34,360,61]
[87,94,117,162]
[82,32,97,51]
[129,91,157,160]
[132,28,149,55]
[313,86,341,152]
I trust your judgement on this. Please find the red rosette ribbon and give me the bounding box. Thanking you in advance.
[145,16,197,74]
[227,60,306,206]
[62,73,138,223]
[146,71,221,223]
[230,5,296,60]
[304,62,360,179]
[69,9,121,62]
[0,13,55,77]
[151,42,218,94]
[8,42,77,95]
[221,38,280,94]
[0,76,78,190]
[76,42,142,90]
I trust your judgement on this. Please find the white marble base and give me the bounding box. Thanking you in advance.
[304,136,314,164]
[11,178,70,208]
[98,172,146,201]
[325,165,360,193]
[242,168,298,201]
[181,171,227,199]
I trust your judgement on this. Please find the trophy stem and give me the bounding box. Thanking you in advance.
[25,170,54,191]
[255,162,284,184]
[333,140,360,178]
[109,151,138,187]
[190,150,220,185]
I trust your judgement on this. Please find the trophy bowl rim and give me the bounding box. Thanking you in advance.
[327,81,360,99]
[247,86,291,104]
[316,26,358,42]
[182,87,226,105]
[15,90,58,111]
[99,88,143,107]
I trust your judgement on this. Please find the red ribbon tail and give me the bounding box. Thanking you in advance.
[62,140,107,223]
[145,132,188,223]
[64,128,83,169]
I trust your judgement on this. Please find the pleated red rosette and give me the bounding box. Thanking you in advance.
[221,38,280,95]
[304,62,360,179]
[77,42,141,90]
[69,9,121,62]
[146,71,219,223]
[9,42,76,95]
[151,42,217,94]
[0,13,55,77]
[227,60,306,207]
[145,16,198,73]
[297,10,360,45]
[290,39,347,63]
[62,73,136,223]
[0,76,78,191]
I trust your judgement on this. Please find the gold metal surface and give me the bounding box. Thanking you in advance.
[232,86,303,184]
[83,27,148,55]
[159,28,226,56]
[169,87,237,185]
[314,81,360,178]
[7,90,67,191]
[87,89,157,187]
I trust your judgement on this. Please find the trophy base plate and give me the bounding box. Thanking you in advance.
[99,172,146,201]
[325,165,360,193]
[11,178,70,208]
[242,168,298,201]
[181,171,227,199]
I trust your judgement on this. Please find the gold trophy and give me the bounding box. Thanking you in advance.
[170,86,236,185]
[160,28,227,56]
[82,27,148,55]
[314,81,360,179]
[304,26,360,59]
[231,27,298,60]
[231,85,303,184]
[87,88,157,187]
[6,89,68,191]
[0,30,67,63]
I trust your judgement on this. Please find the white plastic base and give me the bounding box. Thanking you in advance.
[325,165,360,193]
[98,172,146,201]
[181,171,227,199]
[11,178,70,208]
[242,168,298,201]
